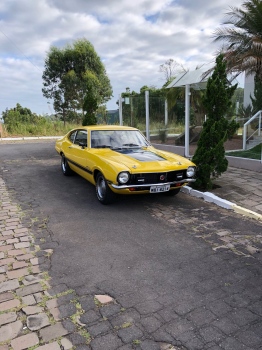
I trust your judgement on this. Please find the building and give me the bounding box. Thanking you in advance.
[244,73,255,108]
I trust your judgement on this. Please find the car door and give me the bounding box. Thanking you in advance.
[68,130,93,181]
[62,130,77,164]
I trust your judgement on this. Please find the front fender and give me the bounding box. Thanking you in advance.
[92,158,130,185]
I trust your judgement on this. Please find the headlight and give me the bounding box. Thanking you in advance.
[186,166,196,177]
[118,171,130,184]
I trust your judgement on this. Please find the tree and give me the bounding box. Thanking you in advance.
[192,55,238,190]
[42,38,112,125]
[118,86,167,127]
[160,60,207,125]
[82,92,98,126]
[159,59,185,85]
[238,104,253,119]
[2,103,39,133]
[96,105,108,124]
[213,0,262,80]
[160,59,186,122]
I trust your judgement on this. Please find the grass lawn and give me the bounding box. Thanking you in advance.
[226,143,262,160]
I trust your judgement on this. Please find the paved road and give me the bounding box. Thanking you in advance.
[0,140,262,350]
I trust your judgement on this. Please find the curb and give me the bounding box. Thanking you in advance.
[0,136,62,141]
[232,204,262,222]
[181,185,262,222]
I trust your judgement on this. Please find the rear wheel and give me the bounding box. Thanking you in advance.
[96,172,115,204]
[164,188,180,196]
[61,154,73,176]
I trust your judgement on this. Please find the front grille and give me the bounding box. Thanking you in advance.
[128,170,187,185]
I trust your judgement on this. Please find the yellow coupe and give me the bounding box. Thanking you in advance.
[55,125,196,204]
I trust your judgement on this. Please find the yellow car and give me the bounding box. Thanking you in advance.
[55,125,196,204]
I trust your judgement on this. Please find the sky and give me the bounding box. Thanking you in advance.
[0,0,245,117]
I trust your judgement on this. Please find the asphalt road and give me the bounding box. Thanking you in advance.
[1,140,262,350]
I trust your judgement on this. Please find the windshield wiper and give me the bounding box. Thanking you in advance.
[111,147,123,150]
[96,145,112,148]
[122,143,140,148]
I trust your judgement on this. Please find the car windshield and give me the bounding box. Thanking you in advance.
[91,130,150,149]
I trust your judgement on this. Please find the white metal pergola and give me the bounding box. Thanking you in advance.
[118,69,209,157]
[166,69,210,157]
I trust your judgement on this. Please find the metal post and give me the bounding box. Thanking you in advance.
[164,99,168,126]
[185,84,190,157]
[119,94,123,126]
[243,124,247,150]
[259,111,261,136]
[236,101,239,116]
[145,91,150,140]
[130,96,133,126]
[258,111,262,163]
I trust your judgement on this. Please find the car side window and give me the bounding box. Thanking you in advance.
[75,130,87,147]
[69,131,77,143]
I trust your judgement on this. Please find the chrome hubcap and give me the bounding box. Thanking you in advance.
[97,177,106,199]
[61,158,66,172]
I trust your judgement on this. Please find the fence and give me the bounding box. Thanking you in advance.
[242,110,262,150]
[118,92,198,154]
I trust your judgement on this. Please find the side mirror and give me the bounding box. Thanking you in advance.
[79,141,87,149]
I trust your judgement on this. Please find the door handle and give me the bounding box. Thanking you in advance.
[68,146,73,149]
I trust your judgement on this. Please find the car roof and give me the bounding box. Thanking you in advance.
[71,125,138,132]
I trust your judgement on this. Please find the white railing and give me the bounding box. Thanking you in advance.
[243,110,262,149]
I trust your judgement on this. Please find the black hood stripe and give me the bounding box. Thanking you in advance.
[115,149,165,162]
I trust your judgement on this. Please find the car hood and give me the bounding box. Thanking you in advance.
[96,147,193,172]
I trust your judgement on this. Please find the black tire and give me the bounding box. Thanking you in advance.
[164,187,180,196]
[61,154,73,176]
[96,172,115,204]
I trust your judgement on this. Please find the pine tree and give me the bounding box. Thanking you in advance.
[192,54,238,190]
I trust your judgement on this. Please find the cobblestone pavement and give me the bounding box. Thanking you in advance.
[0,177,90,350]
[0,167,196,350]
[1,172,262,350]
[210,167,262,217]
[0,174,262,350]
[1,142,262,350]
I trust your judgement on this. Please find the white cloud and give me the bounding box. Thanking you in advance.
[0,0,244,116]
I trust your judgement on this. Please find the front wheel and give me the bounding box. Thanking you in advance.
[96,172,116,204]
[164,188,180,196]
[61,154,73,176]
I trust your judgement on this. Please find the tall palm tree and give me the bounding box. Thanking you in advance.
[214,0,262,80]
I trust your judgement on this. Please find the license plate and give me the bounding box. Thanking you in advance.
[150,184,170,193]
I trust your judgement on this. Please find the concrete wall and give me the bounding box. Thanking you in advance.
[152,143,185,156]
[226,156,262,172]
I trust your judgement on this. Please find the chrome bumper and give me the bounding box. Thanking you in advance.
[111,178,196,190]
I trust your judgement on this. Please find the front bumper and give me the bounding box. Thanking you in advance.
[111,178,195,190]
